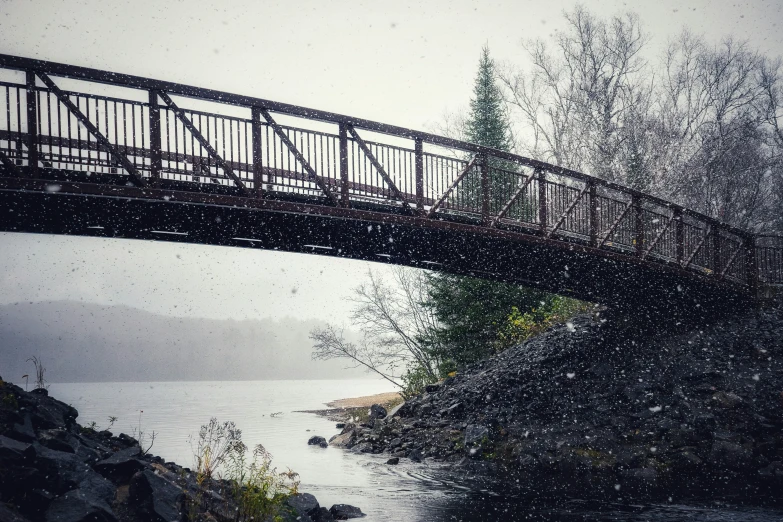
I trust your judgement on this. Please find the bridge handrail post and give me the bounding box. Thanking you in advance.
[339,123,349,207]
[745,234,758,292]
[588,181,597,247]
[148,91,162,185]
[251,107,264,197]
[415,138,424,212]
[537,168,547,234]
[674,208,684,265]
[712,225,722,275]
[480,155,490,225]
[25,70,38,177]
[633,194,644,257]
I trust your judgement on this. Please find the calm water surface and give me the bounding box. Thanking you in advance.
[48,380,782,521]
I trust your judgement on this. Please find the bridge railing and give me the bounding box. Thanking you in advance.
[0,54,781,289]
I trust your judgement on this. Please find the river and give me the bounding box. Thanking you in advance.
[46,380,783,521]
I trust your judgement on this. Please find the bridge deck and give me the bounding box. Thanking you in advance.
[0,54,780,316]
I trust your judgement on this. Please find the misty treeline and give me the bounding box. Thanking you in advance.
[500,6,783,232]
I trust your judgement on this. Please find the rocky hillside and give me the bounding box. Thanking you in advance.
[0,381,363,522]
[330,306,783,503]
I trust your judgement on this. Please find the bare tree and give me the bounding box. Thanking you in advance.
[656,32,780,229]
[310,266,441,392]
[499,7,783,233]
[500,6,651,185]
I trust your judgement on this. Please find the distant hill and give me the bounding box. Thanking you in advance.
[0,301,368,382]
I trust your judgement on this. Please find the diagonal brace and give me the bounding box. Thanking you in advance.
[490,173,535,227]
[0,148,21,176]
[718,243,742,278]
[427,156,479,218]
[599,202,633,247]
[157,91,247,195]
[682,226,712,269]
[641,213,676,259]
[346,126,414,213]
[547,184,590,239]
[259,109,337,205]
[36,72,147,187]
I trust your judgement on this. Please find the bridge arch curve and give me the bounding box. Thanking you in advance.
[0,54,780,318]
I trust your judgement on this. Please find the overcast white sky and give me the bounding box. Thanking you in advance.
[1,0,782,322]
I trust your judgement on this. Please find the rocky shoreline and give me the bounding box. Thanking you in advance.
[322,307,783,504]
[0,380,364,522]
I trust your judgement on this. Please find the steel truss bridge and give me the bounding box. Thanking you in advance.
[0,54,780,318]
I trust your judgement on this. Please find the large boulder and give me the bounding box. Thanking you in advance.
[285,492,320,520]
[368,404,387,421]
[34,444,92,494]
[329,504,365,520]
[95,446,144,483]
[708,441,753,471]
[0,502,31,522]
[129,470,184,522]
[44,488,117,522]
[307,435,327,447]
[328,430,356,448]
[18,390,78,431]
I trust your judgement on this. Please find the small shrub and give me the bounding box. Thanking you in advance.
[189,419,299,522]
[401,364,436,399]
[26,356,48,390]
[498,297,593,348]
[191,418,243,482]
[224,443,300,522]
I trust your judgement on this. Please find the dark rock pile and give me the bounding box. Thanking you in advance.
[0,381,364,521]
[329,307,783,503]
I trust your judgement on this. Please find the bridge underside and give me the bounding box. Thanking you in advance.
[0,171,752,322]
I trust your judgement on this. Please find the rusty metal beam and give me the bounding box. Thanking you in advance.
[259,108,337,206]
[641,213,676,260]
[36,72,146,187]
[427,155,479,218]
[347,125,413,213]
[490,172,536,227]
[157,90,247,195]
[547,184,590,239]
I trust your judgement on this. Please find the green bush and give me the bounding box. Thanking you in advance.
[498,296,593,348]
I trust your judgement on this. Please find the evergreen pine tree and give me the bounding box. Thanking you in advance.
[427,47,555,368]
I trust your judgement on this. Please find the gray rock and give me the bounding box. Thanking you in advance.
[38,429,76,454]
[94,446,144,483]
[407,449,423,463]
[308,435,327,446]
[34,444,91,493]
[286,492,320,520]
[712,391,743,409]
[9,414,35,443]
[0,434,34,463]
[708,441,752,471]
[386,457,400,465]
[329,504,366,519]
[369,404,387,420]
[329,431,356,448]
[129,470,184,522]
[0,502,31,522]
[45,488,116,522]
